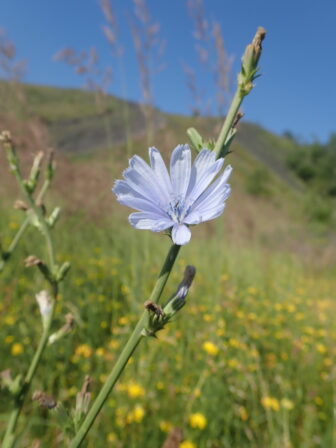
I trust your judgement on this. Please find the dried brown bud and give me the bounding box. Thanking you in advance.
[63,313,75,332]
[233,112,244,129]
[0,130,12,145]
[24,255,42,267]
[32,391,57,409]
[75,375,92,416]
[144,300,164,318]
[252,26,266,64]
[14,200,28,211]
[80,375,92,395]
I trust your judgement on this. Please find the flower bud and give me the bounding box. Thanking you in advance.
[46,149,56,182]
[47,207,61,228]
[56,261,71,282]
[73,376,92,428]
[36,290,53,329]
[239,27,266,95]
[142,266,196,337]
[14,200,28,211]
[26,152,44,193]
[48,313,74,345]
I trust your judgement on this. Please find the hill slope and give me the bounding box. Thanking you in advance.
[0,81,334,257]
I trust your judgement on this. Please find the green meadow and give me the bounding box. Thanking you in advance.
[1,86,335,447]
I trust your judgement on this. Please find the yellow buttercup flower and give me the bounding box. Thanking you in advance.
[11,343,24,356]
[132,404,145,423]
[202,341,219,356]
[180,441,196,448]
[188,412,207,430]
[126,382,145,398]
[261,396,280,412]
[75,344,93,358]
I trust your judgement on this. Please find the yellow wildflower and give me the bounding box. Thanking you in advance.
[132,404,145,423]
[281,398,294,410]
[118,316,129,326]
[316,343,327,354]
[238,406,248,421]
[159,420,172,433]
[180,442,196,448]
[11,343,24,356]
[188,412,207,430]
[261,396,280,412]
[127,382,145,398]
[75,344,93,358]
[96,347,105,357]
[202,341,219,356]
[5,316,15,326]
[106,432,117,442]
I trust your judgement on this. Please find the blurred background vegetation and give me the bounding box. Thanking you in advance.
[0,1,335,447]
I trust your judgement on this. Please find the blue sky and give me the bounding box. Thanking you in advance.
[1,0,335,142]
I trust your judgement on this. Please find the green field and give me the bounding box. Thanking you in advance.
[0,83,335,448]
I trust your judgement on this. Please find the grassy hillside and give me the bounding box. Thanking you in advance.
[0,81,334,250]
[1,82,336,447]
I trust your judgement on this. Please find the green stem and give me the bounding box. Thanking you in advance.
[2,300,57,448]
[69,243,181,448]
[0,179,50,273]
[2,149,57,446]
[11,164,55,269]
[213,88,243,159]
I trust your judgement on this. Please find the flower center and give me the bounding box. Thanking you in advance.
[167,197,189,223]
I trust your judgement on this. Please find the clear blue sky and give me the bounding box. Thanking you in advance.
[1,0,335,142]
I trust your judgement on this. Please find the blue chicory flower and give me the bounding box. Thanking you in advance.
[112,144,232,245]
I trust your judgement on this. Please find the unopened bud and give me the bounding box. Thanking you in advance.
[25,256,54,283]
[0,130,12,146]
[32,391,57,409]
[48,313,74,345]
[56,261,71,282]
[47,207,61,228]
[14,200,28,211]
[142,266,196,337]
[36,290,53,329]
[1,130,18,171]
[239,27,266,95]
[74,376,92,427]
[26,152,44,193]
[46,149,56,182]
[25,255,42,267]
[251,26,266,65]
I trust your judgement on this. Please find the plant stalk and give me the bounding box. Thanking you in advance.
[213,88,243,159]
[2,301,57,448]
[0,179,51,273]
[69,243,181,447]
